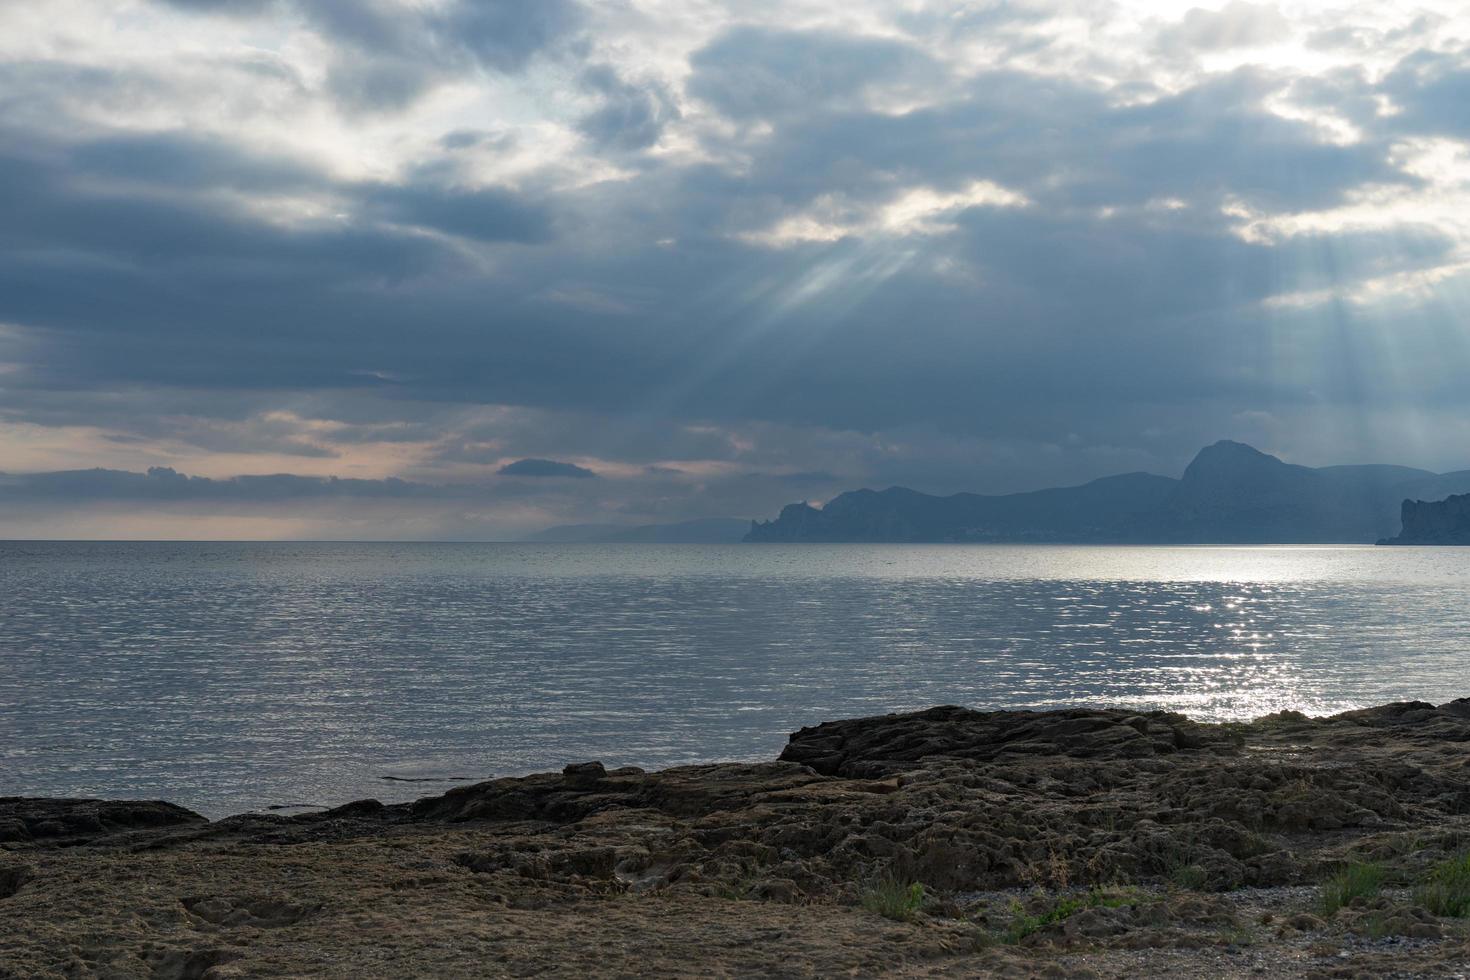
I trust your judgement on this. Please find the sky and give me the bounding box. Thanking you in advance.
[4,0,1470,539]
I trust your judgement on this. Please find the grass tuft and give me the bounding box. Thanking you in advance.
[1319,862,1385,916]
[1168,862,1210,892]
[712,880,751,901]
[1415,852,1470,918]
[860,876,925,922]
[1002,887,1138,944]
[1221,923,1256,947]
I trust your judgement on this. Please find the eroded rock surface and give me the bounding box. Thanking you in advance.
[4,702,1470,978]
[778,705,1235,776]
[0,797,205,844]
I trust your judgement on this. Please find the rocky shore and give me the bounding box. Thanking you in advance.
[5,701,1470,978]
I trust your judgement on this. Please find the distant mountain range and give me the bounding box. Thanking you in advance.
[745,441,1470,544]
[526,517,751,544]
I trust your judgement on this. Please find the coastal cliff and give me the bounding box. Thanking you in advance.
[1380,493,1470,545]
[6,700,1470,977]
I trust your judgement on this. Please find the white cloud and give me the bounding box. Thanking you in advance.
[740,180,1031,246]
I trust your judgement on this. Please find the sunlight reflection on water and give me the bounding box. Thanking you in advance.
[2,542,1468,816]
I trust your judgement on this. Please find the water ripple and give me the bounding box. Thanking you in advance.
[2,542,1468,816]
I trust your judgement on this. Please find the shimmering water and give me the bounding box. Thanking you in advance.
[2,541,1468,817]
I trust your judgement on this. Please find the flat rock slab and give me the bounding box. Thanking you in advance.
[779,705,1238,777]
[0,797,205,844]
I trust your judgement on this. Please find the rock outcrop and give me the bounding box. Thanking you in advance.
[779,705,1235,777]
[1380,492,1470,545]
[0,797,205,843]
[7,701,1470,977]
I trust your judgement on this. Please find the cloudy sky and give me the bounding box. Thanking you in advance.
[3,0,1470,538]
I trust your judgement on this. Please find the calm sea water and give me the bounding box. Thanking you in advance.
[2,541,1469,817]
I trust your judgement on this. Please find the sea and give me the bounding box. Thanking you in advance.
[3,541,1468,817]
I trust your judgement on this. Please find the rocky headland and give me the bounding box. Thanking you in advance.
[1381,494,1470,545]
[5,701,1470,978]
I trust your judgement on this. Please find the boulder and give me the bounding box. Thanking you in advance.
[562,761,608,788]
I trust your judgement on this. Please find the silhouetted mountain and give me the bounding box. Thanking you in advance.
[1149,440,1444,542]
[527,518,751,544]
[746,472,1177,542]
[746,440,1470,544]
[1392,469,1470,504]
[1380,493,1470,545]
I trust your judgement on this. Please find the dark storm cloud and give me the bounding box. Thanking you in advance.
[439,129,517,152]
[60,128,554,246]
[0,102,1455,444]
[70,131,322,191]
[945,207,1453,328]
[364,184,554,244]
[443,0,583,73]
[163,0,584,69]
[1295,46,1470,150]
[327,59,432,113]
[577,65,680,151]
[0,41,1454,441]
[1381,51,1470,138]
[159,0,584,111]
[6,2,1470,532]
[0,152,452,376]
[688,26,938,120]
[701,65,1409,221]
[0,467,450,503]
[0,126,554,382]
[0,58,289,139]
[497,459,597,479]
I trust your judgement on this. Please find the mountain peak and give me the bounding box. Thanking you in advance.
[1180,440,1291,482]
[1195,439,1273,461]
[747,439,1470,544]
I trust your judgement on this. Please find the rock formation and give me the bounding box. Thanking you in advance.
[7,701,1470,976]
[1380,492,1470,545]
[0,797,204,843]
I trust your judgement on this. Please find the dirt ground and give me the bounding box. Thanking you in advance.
[5,700,1470,978]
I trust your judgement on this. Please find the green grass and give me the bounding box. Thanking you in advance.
[1383,833,1425,857]
[1220,923,1257,947]
[860,876,926,922]
[1319,861,1386,916]
[1002,888,1138,944]
[712,879,752,900]
[1355,912,1397,940]
[1168,862,1210,892]
[1415,852,1470,917]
